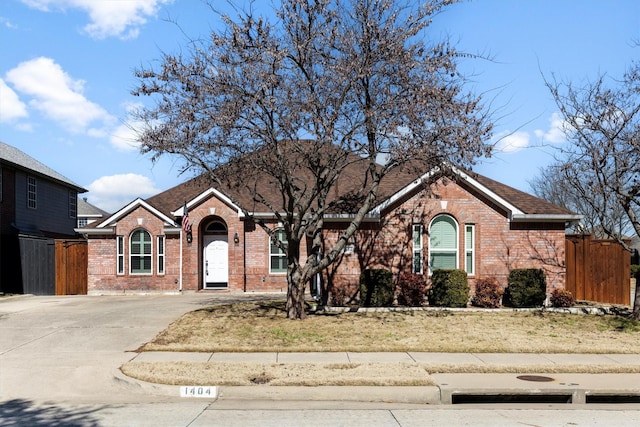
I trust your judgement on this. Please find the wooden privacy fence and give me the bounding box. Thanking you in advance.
[55,239,88,295]
[16,236,87,295]
[565,234,630,305]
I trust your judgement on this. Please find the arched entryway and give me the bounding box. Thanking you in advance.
[202,218,228,289]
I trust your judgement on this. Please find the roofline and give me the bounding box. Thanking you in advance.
[512,214,584,223]
[172,188,245,218]
[75,227,115,235]
[370,165,525,218]
[96,198,177,228]
[0,158,87,193]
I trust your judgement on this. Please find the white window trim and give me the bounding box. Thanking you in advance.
[157,235,165,275]
[129,229,153,275]
[465,224,475,276]
[27,176,37,209]
[269,228,287,274]
[116,235,125,275]
[428,214,459,274]
[412,224,423,274]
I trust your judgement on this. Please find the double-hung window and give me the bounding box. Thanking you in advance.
[130,229,152,274]
[27,176,37,209]
[412,224,423,274]
[69,191,77,218]
[157,235,165,275]
[269,229,287,274]
[429,214,458,271]
[465,224,475,275]
[116,236,125,275]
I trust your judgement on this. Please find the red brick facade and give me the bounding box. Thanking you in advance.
[322,179,566,300]
[85,176,569,298]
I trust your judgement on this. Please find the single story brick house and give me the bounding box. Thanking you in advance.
[78,161,580,299]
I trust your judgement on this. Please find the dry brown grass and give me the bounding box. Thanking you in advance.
[140,301,640,354]
[121,361,640,387]
[123,301,640,386]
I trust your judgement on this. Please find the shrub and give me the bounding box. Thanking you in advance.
[359,269,394,307]
[550,288,574,308]
[397,273,428,306]
[631,264,640,279]
[471,277,504,308]
[503,268,547,308]
[428,269,470,308]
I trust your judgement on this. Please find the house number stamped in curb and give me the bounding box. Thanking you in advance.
[180,386,218,398]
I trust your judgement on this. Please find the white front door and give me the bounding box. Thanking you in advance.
[203,235,228,288]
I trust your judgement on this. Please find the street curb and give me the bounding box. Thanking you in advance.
[217,385,442,404]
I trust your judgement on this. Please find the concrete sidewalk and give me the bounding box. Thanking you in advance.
[127,351,640,405]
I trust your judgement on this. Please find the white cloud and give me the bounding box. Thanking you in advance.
[534,112,567,144]
[493,130,530,153]
[86,173,161,212]
[0,17,19,29]
[20,0,173,39]
[5,57,115,134]
[0,78,29,123]
[110,102,145,151]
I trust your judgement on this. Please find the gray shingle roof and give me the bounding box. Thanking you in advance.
[0,141,86,192]
[78,197,110,217]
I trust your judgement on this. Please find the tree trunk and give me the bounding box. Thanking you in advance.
[286,279,307,320]
[632,277,640,320]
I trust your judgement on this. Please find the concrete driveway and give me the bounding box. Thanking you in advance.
[0,293,275,405]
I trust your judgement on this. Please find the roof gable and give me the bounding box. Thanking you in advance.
[0,141,86,192]
[96,198,177,228]
[372,165,580,222]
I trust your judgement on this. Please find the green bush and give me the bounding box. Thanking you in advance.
[503,268,547,308]
[550,288,574,308]
[631,265,640,279]
[397,273,428,306]
[428,269,470,308]
[471,277,504,308]
[359,269,394,307]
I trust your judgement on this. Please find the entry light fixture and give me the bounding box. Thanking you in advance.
[186,231,193,244]
[234,232,240,244]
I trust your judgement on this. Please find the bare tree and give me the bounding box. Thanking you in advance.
[530,163,630,238]
[544,62,640,318]
[132,0,492,319]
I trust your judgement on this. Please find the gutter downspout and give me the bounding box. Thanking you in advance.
[243,225,247,292]
[179,227,183,292]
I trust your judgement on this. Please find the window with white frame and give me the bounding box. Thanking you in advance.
[157,235,165,275]
[27,176,37,209]
[130,229,152,274]
[269,228,287,273]
[412,224,423,274]
[465,224,475,275]
[464,224,476,276]
[429,214,458,271]
[116,235,125,275]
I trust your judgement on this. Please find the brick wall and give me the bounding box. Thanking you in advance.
[87,206,180,293]
[86,178,566,297]
[322,178,566,302]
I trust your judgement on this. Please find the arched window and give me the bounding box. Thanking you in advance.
[205,220,227,234]
[429,215,458,271]
[130,229,152,274]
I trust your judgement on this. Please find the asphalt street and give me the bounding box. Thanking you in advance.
[1,293,639,426]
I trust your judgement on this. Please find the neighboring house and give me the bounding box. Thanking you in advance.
[0,141,87,294]
[77,197,109,228]
[79,151,580,298]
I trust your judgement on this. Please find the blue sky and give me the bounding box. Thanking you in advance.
[1,0,638,212]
